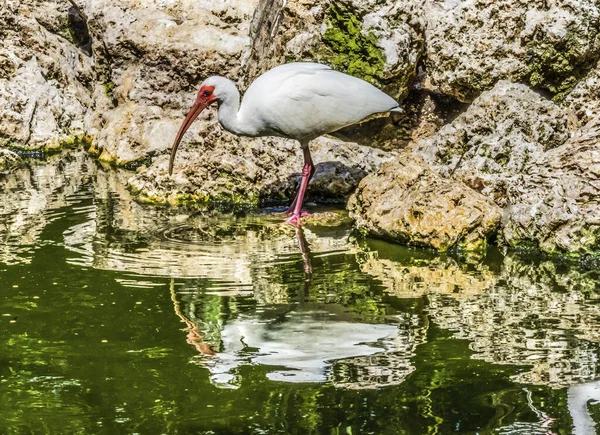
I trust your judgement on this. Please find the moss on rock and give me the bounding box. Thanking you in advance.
[525,30,600,102]
[320,2,386,84]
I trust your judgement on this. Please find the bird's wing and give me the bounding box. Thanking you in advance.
[247,64,399,140]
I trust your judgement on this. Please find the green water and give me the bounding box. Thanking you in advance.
[1,152,600,434]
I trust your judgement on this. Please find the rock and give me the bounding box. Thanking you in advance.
[247,0,425,100]
[127,135,393,207]
[414,81,569,206]
[0,149,23,173]
[348,151,501,252]
[0,1,94,150]
[565,59,600,128]
[82,0,258,165]
[501,115,600,256]
[424,0,600,102]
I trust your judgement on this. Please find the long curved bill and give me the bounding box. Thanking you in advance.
[168,100,210,175]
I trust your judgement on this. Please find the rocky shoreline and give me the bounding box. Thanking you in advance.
[1,0,600,257]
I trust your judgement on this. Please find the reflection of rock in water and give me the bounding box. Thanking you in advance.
[0,151,95,264]
[426,255,600,388]
[359,247,600,388]
[358,250,498,296]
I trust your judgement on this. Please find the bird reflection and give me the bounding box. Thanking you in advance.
[169,279,216,356]
[294,226,313,277]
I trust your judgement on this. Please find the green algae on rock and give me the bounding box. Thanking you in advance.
[424,0,600,102]
[321,2,385,85]
[0,149,24,173]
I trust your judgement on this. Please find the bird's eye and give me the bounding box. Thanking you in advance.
[202,90,211,97]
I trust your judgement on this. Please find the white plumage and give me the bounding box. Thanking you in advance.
[169,62,401,224]
[238,63,399,140]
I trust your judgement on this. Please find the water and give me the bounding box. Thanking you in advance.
[1,151,600,434]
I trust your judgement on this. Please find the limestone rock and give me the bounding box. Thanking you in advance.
[83,0,258,164]
[0,1,93,150]
[348,152,501,252]
[501,115,600,255]
[414,81,569,206]
[565,59,600,128]
[128,134,393,206]
[424,0,600,102]
[247,0,425,100]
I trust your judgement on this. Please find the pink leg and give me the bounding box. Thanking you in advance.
[286,147,315,215]
[285,146,315,225]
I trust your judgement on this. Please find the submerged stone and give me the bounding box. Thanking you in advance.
[0,149,24,173]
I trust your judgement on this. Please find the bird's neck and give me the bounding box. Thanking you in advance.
[217,82,255,137]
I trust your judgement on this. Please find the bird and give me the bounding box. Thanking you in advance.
[169,62,401,225]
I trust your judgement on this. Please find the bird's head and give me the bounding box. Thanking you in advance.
[168,76,234,175]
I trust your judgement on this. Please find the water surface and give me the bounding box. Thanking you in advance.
[1,152,600,434]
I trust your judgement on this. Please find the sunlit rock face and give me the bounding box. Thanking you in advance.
[413,81,569,207]
[424,0,600,102]
[82,0,259,165]
[0,1,93,150]
[348,151,501,252]
[501,115,600,255]
[247,0,425,100]
[565,60,600,129]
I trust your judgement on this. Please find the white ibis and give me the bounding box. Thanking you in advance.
[169,62,401,225]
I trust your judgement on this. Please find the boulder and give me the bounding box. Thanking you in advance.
[501,115,600,256]
[565,59,600,128]
[348,151,501,252]
[247,0,426,100]
[413,81,569,206]
[82,0,258,164]
[424,0,600,102]
[0,1,93,150]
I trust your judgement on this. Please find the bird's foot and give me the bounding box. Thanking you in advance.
[284,208,310,217]
[284,214,303,226]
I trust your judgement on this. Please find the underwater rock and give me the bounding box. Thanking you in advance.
[501,115,600,256]
[413,81,569,207]
[424,0,600,102]
[348,151,501,252]
[0,149,23,173]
